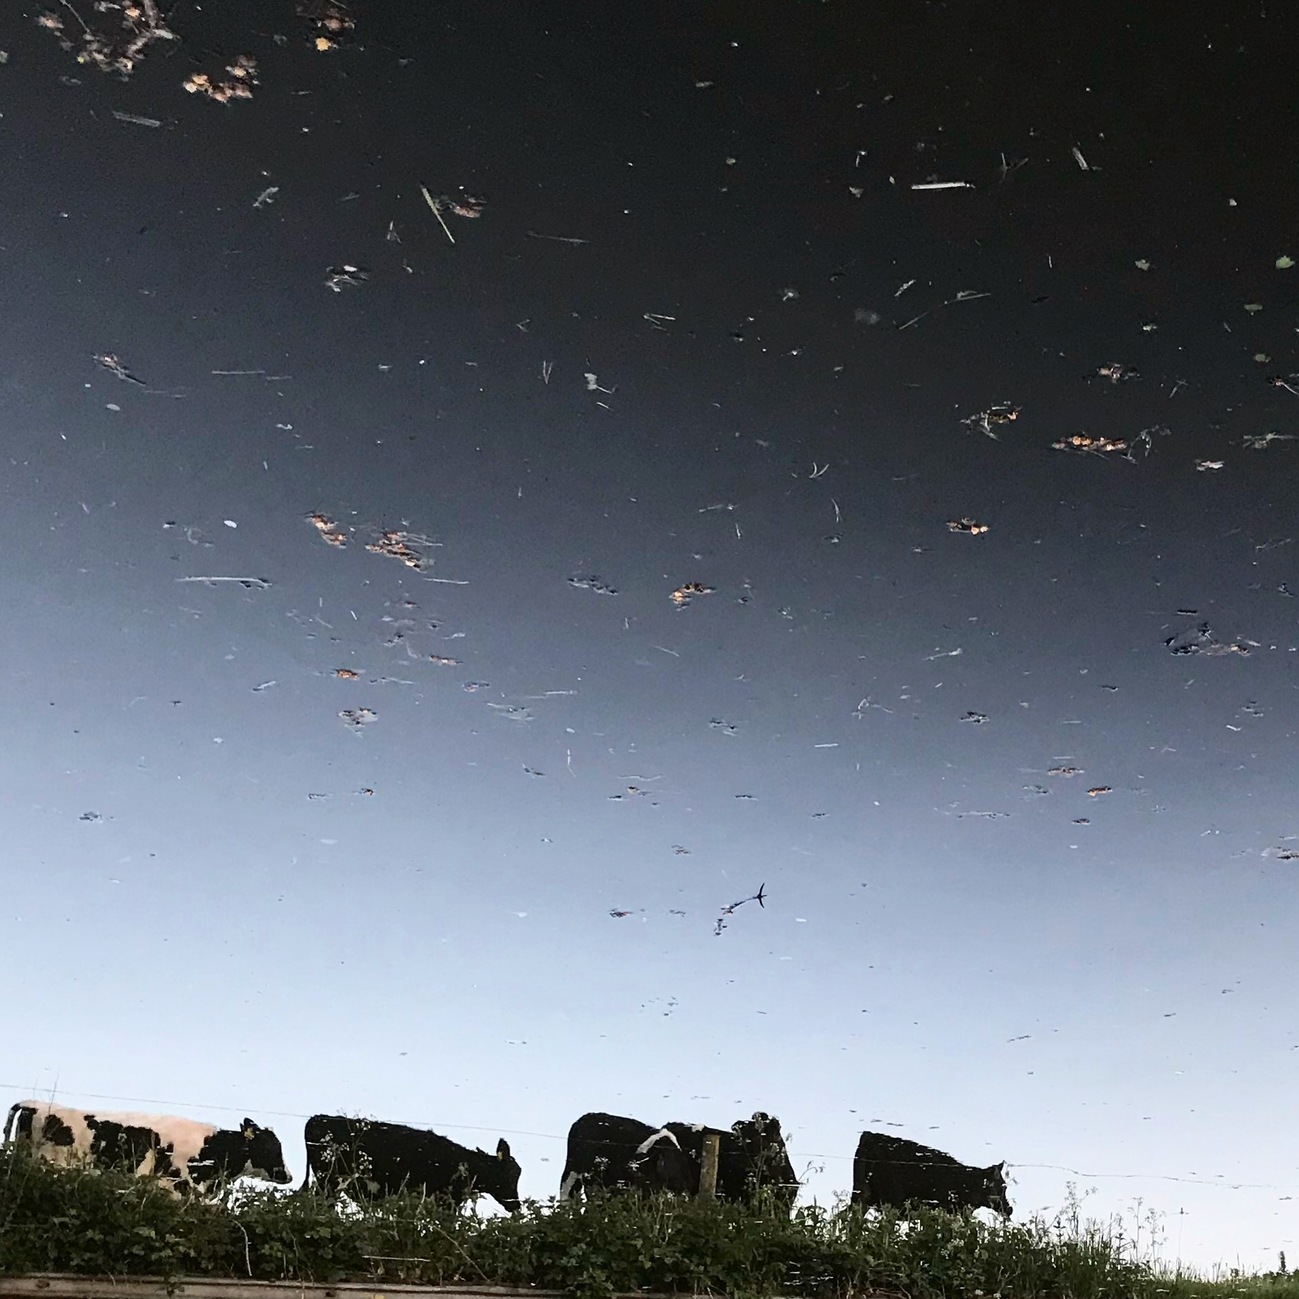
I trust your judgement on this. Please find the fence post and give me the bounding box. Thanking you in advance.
[698,1133,720,1200]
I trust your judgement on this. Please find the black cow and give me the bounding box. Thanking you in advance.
[3,1101,292,1195]
[560,1110,798,1210]
[302,1114,522,1212]
[559,1112,697,1200]
[851,1131,1011,1217]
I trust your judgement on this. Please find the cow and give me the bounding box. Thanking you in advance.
[851,1131,1011,1218]
[558,1112,697,1200]
[666,1112,799,1212]
[560,1110,798,1210]
[302,1114,522,1213]
[3,1100,292,1195]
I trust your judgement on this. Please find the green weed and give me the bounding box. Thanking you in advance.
[3,1145,1297,1299]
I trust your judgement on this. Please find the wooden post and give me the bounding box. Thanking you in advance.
[697,1132,720,1200]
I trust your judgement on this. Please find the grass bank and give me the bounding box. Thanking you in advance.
[1,1147,1294,1299]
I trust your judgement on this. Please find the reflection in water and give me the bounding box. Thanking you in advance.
[2,0,1297,1275]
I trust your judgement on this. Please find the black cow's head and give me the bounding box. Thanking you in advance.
[477,1138,522,1213]
[981,1161,1012,1218]
[240,1119,293,1184]
[732,1112,798,1206]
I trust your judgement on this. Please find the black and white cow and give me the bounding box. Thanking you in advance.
[560,1111,798,1209]
[666,1112,799,1211]
[559,1112,697,1200]
[302,1114,522,1212]
[851,1131,1011,1217]
[3,1100,292,1195]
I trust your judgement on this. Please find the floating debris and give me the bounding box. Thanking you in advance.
[1052,433,1131,457]
[366,530,433,569]
[37,1,178,78]
[419,185,485,242]
[324,264,369,292]
[339,707,377,731]
[183,54,257,103]
[112,110,162,128]
[428,655,459,666]
[1086,786,1112,798]
[1096,362,1139,384]
[487,703,533,723]
[962,402,1020,439]
[334,668,360,680]
[1048,765,1084,777]
[95,353,145,385]
[625,785,650,798]
[961,711,989,724]
[1243,431,1295,449]
[174,576,271,588]
[297,0,354,51]
[715,883,766,936]
[947,518,990,535]
[568,575,618,595]
[307,513,348,547]
[1164,622,1252,657]
[671,581,714,606]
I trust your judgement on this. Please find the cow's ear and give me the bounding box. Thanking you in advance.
[242,1119,258,1139]
[497,1139,511,1160]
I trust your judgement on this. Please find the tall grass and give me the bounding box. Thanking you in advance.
[2,1146,1294,1299]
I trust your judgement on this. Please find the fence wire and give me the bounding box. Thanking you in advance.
[3,1081,1292,1193]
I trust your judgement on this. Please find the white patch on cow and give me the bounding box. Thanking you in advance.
[634,1127,681,1155]
[559,1170,580,1199]
[9,1101,222,1190]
